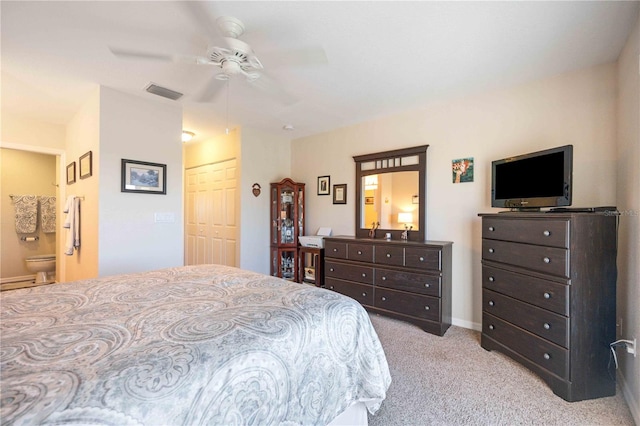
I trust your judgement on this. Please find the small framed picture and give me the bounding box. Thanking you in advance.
[333,184,347,204]
[121,159,167,194]
[66,162,76,185]
[318,175,330,195]
[452,157,474,183]
[79,151,93,179]
[365,196,374,205]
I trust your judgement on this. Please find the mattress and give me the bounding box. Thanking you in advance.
[0,264,391,425]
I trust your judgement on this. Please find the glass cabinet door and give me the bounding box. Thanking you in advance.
[270,178,305,281]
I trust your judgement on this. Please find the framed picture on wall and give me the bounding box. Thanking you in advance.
[79,151,93,179]
[66,162,76,185]
[333,184,347,204]
[121,159,167,194]
[317,175,330,195]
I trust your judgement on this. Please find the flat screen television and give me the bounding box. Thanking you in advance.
[491,145,573,210]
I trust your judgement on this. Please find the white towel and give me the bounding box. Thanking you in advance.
[63,196,81,255]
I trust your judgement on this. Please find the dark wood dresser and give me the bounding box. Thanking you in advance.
[480,212,617,401]
[324,237,453,336]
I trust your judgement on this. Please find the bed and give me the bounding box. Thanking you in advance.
[0,264,391,425]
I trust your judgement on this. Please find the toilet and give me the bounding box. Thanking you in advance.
[25,254,56,284]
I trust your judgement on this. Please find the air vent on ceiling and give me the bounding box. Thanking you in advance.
[144,83,183,100]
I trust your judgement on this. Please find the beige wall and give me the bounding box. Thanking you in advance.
[1,112,66,150]
[616,12,639,424]
[183,128,240,169]
[292,62,619,331]
[64,88,100,281]
[1,149,57,280]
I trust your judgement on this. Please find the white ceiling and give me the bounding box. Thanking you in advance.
[2,1,638,143]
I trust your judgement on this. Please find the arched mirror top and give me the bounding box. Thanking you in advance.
[354,145,428,242]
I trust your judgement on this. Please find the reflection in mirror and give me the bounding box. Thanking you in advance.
[361,172,419,230]
[354,145,428,241]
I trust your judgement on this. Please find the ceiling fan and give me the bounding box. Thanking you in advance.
[109,7,327,104]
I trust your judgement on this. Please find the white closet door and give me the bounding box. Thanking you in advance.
[185,159,238,266]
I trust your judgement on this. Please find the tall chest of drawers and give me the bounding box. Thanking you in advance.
[480,212,617,402]
[324,237,453,336]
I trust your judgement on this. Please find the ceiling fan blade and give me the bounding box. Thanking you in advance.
[248,72,298,106]
[109,46,208,65]
[194,75,226,103]
[180,2,225,44]
[109,46,175,62]
[263,46,328,68]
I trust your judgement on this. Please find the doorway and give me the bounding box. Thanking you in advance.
[185,159,238,267]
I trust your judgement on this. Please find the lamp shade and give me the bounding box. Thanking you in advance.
[398,212,413,224]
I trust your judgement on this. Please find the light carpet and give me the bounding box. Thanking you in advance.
[367,314,635,426]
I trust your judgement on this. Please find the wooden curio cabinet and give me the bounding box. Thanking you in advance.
[270,178,305,280]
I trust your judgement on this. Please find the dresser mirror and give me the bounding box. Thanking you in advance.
[354,145,428,241]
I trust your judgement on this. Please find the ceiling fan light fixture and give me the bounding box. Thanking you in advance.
[182,131,195,142]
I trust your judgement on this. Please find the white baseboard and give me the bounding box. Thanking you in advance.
[452,317,482,332]
[1,275,35,284]
[618,369,640,425]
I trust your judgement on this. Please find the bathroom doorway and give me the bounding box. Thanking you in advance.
[0,143,66,289]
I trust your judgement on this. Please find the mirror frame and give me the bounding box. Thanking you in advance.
[354,145,428,241]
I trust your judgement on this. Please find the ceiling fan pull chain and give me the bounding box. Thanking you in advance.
[225,80,230,135]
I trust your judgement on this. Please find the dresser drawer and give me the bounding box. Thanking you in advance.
[374,245,404,266]
[325,260,374,285]
[483,217,569,248]
[483,289,569,348]
[483,265,569,316]
[348,243,374,262]
[325,278,373,306]
[325,241,347,260]
[405,247,441,271]
[376,287,440,322]
[482,239,569,278]
[483,313,569,379]
[375,267,441,297]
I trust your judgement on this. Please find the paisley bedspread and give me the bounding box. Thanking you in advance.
[0,265,391,425]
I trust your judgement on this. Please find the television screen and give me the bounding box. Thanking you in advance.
[491,145,573,209]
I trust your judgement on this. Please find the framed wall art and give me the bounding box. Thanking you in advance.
[121,159,167,194]
[317,175,330,196]
[452,157,474,183]
[79,151,93,179]
[66,162,76,185]
[333,184,347,204]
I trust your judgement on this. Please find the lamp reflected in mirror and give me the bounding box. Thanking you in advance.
[398,212,413,240]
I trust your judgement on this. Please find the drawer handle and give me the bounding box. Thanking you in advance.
[488,248,495,253]
[489,324,495,330]
[333,248,338,252]
[543,257,551,264]
[419,256,424,262]
[424,283,430,288]
[543,353,551,360]
[386,253,391,258]
[543,292,551,299]
[424,306,430,310]
[488,226,495,232]
[488,276,495,282]
[330,268,334,272]
[382,276,387,281]
[543,323,551,330]
[357,250,362,255]
[362,292,367,297]
[381,297,386,301]
[488,301,495,307]
[543,230,551,237]
[362,273,367,277]
[329,286,334,290]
